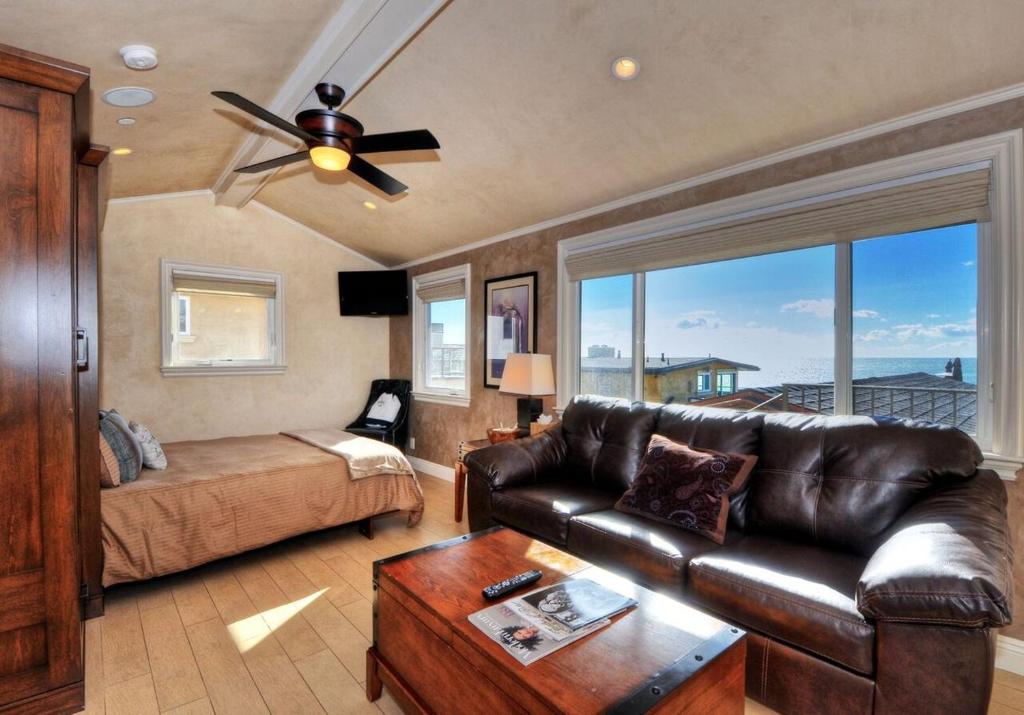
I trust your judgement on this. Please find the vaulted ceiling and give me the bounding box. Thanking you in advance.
[0,0,339,196]
[5,1,1024,265]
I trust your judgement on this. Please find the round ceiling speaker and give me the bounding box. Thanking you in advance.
[119,45,158,70]
[102,87,156,107]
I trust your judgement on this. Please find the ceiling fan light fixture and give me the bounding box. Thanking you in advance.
[309,144,351,172]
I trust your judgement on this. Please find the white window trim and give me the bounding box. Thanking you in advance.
[558,130,1024,479]
[160,259,286,377]
[412,263,471,407]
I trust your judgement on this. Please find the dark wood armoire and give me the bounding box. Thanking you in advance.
[0,43,108,715]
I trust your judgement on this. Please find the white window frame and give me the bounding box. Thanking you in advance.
[558,130,1024,479]
[412,263,471,406]
[160,259,286,377]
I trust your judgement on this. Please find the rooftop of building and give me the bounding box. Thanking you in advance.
[694,371,978,432]
[580,356,761,374]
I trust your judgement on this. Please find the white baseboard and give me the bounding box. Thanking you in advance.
[407,456,454,482]
[998,635,1024,676]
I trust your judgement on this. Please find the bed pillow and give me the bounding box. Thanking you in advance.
[365,392,402,428]
[98,434,120,488]
[615,434,757,544]
[130,421,168,470]
[99,411,143,484]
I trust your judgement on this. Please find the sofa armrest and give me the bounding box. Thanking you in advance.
[463,428,568,490]
[856,469,1013,628]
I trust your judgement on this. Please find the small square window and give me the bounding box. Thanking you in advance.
[161,260,285,376]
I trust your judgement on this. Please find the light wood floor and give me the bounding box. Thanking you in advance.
[78,474,1022,714]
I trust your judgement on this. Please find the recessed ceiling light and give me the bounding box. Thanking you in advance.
[363,201,377,210]
[116,117,136,127]
[112,147,132,156]
[119,45,158,71]
[611,56,640,80]
[102,87,156,107]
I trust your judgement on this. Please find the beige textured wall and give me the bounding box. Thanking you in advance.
[392,95,1024,639]
[101,194,388,442]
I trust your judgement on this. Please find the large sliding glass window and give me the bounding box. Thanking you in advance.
[579,274,634,399]
[642,246,834,412]
[851,224,978,429]
[574,223,980,434]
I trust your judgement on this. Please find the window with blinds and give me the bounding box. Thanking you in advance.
[412,264,471,404]
[160,260,285,375]
[563,161,990,437]
[565,165,990,281]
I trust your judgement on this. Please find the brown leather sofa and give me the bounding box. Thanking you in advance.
[464,395,1014,714]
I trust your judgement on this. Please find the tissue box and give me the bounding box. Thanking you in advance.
[530,421,559,437]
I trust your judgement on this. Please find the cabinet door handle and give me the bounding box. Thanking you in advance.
[76,328,88,370]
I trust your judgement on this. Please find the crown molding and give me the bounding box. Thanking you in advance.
[249,201,385,268]
[394,80,1024,270]
[107,189,215,206]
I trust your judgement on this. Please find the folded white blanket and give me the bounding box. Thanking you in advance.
[281,428,415,480]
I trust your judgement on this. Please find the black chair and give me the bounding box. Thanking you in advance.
[346,379,412,449]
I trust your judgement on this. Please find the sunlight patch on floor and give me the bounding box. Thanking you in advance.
[228,588,327,652]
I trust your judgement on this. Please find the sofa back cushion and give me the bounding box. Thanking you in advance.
[749,413,983,554]
[561,395,659,492]
[655,403,764,529]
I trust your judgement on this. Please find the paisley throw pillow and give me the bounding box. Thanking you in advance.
[615,434,757,544]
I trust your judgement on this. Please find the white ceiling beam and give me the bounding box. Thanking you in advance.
[213,0,446,208]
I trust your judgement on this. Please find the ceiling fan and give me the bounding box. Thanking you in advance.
[212,82,439,195]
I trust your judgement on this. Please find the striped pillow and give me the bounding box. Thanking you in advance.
[99,410,142,484]
[98,435,120,488]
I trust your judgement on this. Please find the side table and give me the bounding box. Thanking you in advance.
[454,438,490,523]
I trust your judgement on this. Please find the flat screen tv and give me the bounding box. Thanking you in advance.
[339,270,409,316]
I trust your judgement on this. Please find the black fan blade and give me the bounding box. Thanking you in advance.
[234,151,310,174]
[348,155,408,195]
[212,91,317,144]
[350,129,439,154]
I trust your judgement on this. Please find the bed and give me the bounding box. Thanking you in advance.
[100,432,424,587]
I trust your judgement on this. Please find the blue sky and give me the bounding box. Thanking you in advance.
[580,224,977,385]
[429,299,466,344]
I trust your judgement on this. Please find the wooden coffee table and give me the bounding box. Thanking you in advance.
[366,527,746,714]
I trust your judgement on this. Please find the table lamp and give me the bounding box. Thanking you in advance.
[499,353,556,430]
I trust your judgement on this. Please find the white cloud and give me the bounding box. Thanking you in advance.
[893,318,976,341]
[856,329,891,342]
[926,313,941,319]
[780,298,834,319]
[676,310,720,330]
[852,309,881,319]
[963,260,975,267]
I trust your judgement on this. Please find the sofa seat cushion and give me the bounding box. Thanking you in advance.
[491,484,619,545]
[689,536,874,675]
[568,510,728,591]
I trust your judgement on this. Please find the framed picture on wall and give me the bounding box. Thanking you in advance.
[484,271,538,389]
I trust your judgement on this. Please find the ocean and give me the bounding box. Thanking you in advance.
[740,357,978,389]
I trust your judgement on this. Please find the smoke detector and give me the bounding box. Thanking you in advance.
[119,45,158,71]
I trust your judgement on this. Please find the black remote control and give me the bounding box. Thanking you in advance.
[481,570,543,600]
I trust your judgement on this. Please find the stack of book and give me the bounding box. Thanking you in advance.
[469,578,637,665]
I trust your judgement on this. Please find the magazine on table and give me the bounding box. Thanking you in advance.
[468,578,637,665]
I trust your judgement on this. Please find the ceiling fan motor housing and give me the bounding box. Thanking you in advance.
[298,84,363,149]
[296,109,364,148]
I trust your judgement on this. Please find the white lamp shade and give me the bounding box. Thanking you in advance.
[498,353,555,396]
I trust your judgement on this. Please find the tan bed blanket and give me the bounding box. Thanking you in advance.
[101,434,423,587]
[281,428,414,479]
